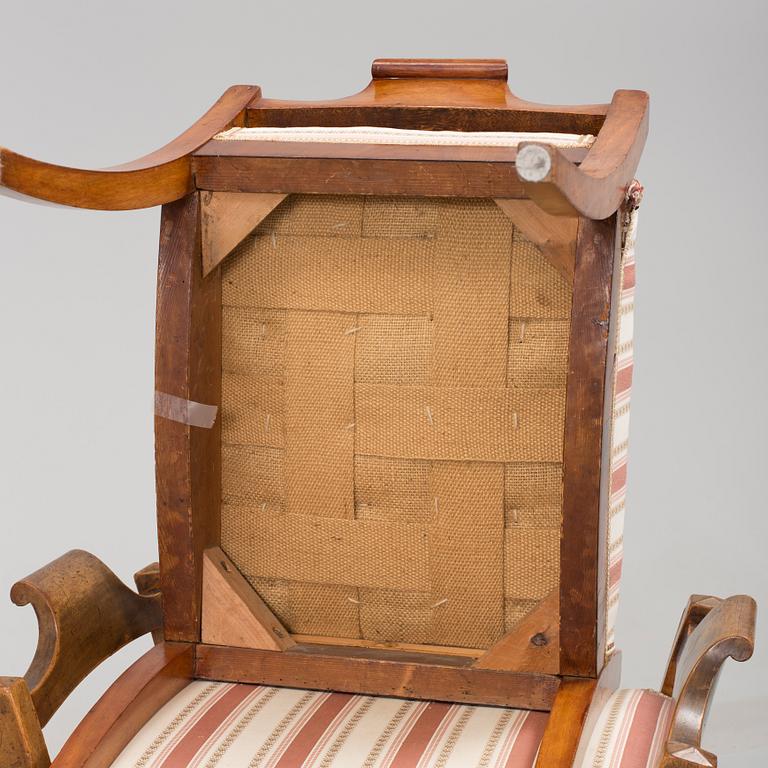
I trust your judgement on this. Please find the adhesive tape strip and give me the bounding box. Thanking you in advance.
[155,391,218,429]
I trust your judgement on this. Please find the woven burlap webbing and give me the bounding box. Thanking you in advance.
[220,195,572,649]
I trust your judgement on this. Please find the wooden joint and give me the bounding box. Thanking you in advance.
[537,651,622,768]
[495,199,577,282]
[201,547,295,651]
[517,89,649,219]
[474,589,559,674]
[200,191,287,276]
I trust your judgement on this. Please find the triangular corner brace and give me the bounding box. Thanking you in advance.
[202,546,295,651]
[200,191,288,277]
[473,588,559,674]
[495,199,578,284]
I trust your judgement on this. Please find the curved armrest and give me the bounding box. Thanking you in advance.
[10,550,161,727]
[516,89,649,219]
[660,594,756,767]
[0,85,258,210]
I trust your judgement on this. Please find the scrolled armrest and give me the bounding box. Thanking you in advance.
[660,594,757,767]
[10,550,161,727]
[516,89,649,219]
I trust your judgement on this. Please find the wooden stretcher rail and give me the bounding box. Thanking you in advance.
[195,644,560,710]
[193,154,530,197]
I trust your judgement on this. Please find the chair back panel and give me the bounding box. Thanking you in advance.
[219,194,572,650]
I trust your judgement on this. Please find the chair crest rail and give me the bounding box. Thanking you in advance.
[0,59,647,218]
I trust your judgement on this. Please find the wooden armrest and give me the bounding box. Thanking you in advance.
[0,85,258,210]
[517,89,649,219]
[9,550,162,727]
[660,594,757,767]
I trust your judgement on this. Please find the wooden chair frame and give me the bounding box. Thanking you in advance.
[0,59,756,768]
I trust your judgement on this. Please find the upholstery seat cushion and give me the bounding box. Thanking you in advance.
[575,688,674,768]
[110,682,672,768]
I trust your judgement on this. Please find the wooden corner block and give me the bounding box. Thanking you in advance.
[0,677,50,768]
[495,198,578,283]
[473,589,559,674]
[200,191,287,276]
[202,547,295,651]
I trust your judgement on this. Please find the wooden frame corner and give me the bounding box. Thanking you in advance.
[200,191,287,276]
[474,589,559,674]
[202,547,295,651]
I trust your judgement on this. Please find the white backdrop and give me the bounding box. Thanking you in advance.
[0,1,765,762]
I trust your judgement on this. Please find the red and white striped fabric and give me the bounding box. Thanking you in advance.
[605,198,640,659]
[575,689,674,768]
[110,682,674,768]
[110,682,548,768]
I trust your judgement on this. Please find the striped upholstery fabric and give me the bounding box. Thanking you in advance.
[576,689,674,768]
[110,682,674,768]
[604,195,641,659]
[111,681,546,768]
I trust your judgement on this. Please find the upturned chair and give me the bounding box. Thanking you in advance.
[0,59,756,768]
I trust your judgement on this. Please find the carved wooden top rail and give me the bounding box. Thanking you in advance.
[0,58,648,217]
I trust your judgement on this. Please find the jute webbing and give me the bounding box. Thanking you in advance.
[425,201,509,646]
[354,385,565,462]
[221,509,429,590]
[223,233,433,315]
[220,195,573,649]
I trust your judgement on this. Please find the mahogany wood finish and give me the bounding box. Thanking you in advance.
[560,214,622,677]
[0,677,49,768]
[53,643,194,768]
[371,58,510,80]
[193,153,529,198]
[518,89,649,218]
[9,550,161,728]
[155,193,222,643]
[660,595,757,767]
[195,644,560,710]
[3,54,757,768]
[246,58,609,134]
[201,547,295,651]
[0,58,646,219]
[0,86,257,210]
